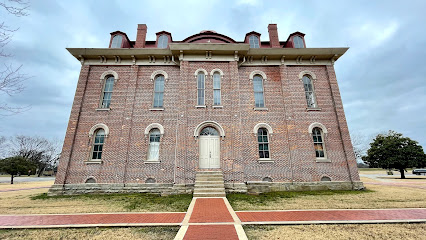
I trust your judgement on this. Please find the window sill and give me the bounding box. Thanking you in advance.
[316,158,331,163]
[149,108,164,111]
[254,107,268,111]
[195,105,206,108]
[144,161,161,164]
[84,160,103,164]
[258,158,274,163]
[212,105,223,109]
[307,107,321,111]
[96,108,110,111]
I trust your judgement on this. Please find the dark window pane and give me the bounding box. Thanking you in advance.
[259,151,264,158]
[264,151,269,158]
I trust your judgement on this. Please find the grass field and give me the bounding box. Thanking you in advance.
[0,227,179,240]
[0,181,192,214]
[244,223,426,240]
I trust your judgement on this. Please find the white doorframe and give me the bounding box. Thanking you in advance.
[199,136,220,168]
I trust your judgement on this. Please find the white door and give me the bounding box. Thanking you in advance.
[199,136,220,168]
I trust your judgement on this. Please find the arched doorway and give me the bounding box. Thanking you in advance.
[199,127,220,168]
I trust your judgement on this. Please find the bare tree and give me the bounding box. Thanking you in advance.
[0,0,30,116]
[350,132,369,162]
[0,136,7,158]
[9,135,60,177]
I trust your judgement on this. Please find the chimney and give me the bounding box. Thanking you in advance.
[135,24,147,48]
[268,24,280,48]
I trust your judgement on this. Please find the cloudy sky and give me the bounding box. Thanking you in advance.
[1,0,425,152]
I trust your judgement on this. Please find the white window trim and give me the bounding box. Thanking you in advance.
[308,122,330,162]
[251,74,266,108]
[144,123,165,137]
[212,71,222,106]
[193,120,225,139]
[88,123,110,138]
[256,127,273,162]
[152,75,165,109]
[150,70,169,81]
[195,70,207,106]
[299,71,318,109]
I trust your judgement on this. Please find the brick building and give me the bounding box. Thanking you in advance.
[50,24,363,195]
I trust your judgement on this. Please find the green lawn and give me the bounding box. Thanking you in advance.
[0,227,180,240]
[32,192,193,212]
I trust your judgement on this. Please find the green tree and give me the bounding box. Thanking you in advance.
[362,131,426,179]
[0,156,35,184]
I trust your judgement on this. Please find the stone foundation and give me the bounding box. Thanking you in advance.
[48,181,364,196]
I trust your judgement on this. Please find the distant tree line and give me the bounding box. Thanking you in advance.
[0,135,60,184]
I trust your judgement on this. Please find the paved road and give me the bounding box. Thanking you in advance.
[0,176,55,183]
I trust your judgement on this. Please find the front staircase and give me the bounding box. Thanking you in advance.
[193,171,226,197]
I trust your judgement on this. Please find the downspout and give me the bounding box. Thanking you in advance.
[173,112,179,184]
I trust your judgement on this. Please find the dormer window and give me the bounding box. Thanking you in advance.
[249,35,260,48]
[294,36,304,48]
[157,35,168,48]
[111,35,123,48]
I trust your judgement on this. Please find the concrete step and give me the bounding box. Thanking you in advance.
[194,184,224,188]
[193,192,226,197]
[196,172,223,175]
[195,176,224,181]
[194,188,226,193]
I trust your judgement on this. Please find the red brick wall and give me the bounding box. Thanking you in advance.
[55,61,360,186]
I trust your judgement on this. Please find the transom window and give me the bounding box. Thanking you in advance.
[257,128,270,159]
[101,76,114,108]
[200,127,219,136]
[91,129,105,160]
[312,127,325,158]
[302,75,316,108]
[197,72,205,105]
[213,72,221,105]
[148,129,161,161]
[249,35,260,48]
[153,75,165,108]
[294,36,304,48]
[253,75,265,108]
[157,35,168,48]
[111,35,123,48]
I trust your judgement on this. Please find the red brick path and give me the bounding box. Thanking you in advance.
[183,198,239,240]
[189,198,234,223]
[0,212,185,227]
[237,208,426,223]
[183,225,239,240]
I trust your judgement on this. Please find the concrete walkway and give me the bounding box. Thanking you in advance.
[174,197,247,240]
[1,200,426,239]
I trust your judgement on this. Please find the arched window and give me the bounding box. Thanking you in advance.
[249,35,260,48]
[147,128,161,161]
[101,76,114,108]
[197,72,205,105]
[213,72,221,105]
[200,127,219,136]
[312,127,326,158]
[157,35,168,48]
[302,75,316,108]
[257,128,270,159]
[91,129,105,160]
[153,75,165,108]
[294,36,304,48]
[111,35,123,48]
[253,75,265,108]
